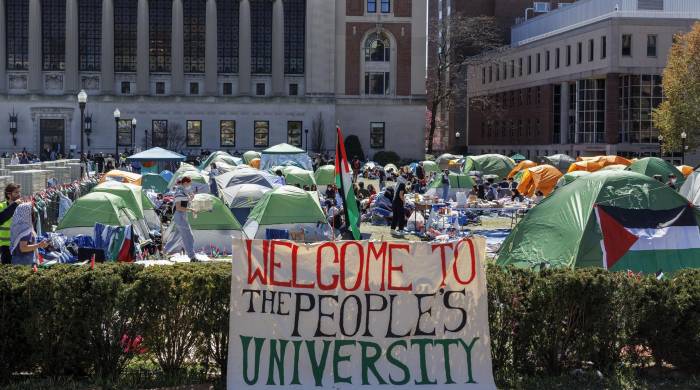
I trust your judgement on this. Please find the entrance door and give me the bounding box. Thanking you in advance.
[40,119,65,158]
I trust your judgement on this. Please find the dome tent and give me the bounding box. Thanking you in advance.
[92,181,145,219]
[420,160,440,174]
[283,166,316,188]
[215,168,281,190]
[199,151,241,171]
[568,155,631,173]
[243,186,331,240]
[555,170,591,189]
[681,172,700,206]
[539,154,575,173]
[141,173,169,193]
[463,154,515,180]
[167,163,209,192]
[260,143,313,171]
[101,170,142,185]
[516,164,563,197]
[436,153,460,169]
[57,192,144,237]
[243,150,262,164]
[425,172,476,201]
[314,165,336,186]
[221,184,272,224]
[626,157,685,188]
[510,153,527,163]
[507,160,537,179]
[677,165,694,178]
[498,171,700,273]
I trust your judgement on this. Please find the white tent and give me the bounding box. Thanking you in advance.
[680,171,700,206]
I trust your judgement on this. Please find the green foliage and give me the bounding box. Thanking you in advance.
[373,150,401,166]
[343,135,365,161]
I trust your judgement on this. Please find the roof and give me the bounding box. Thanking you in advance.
[127,147,186,162]
[262,143,306,154]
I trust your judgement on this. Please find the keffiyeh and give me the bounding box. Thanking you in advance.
[10,203,35,254]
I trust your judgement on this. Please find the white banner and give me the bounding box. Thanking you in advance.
[227,238,496,389]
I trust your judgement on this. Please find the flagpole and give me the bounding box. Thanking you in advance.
[336,125,353,238]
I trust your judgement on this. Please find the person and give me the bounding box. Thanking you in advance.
[358,182,370,199]
[167,177,197,261]
[105,158,115,172]
[391,182,407,234]
[485,183,499,201]
[275,169,286,186]
[667,174,678,189]
[352,157,361,181]
[10,203,48,266]
[0,184,22,264]
[367,184,377,196]
[416,162,425,181]
[9,153,19,165]
[209,163,220,195]
[531,190,544,204]
[511,188,525,202]
[440,169,451,201]
[507,177,518,191]
[95,153,105,173]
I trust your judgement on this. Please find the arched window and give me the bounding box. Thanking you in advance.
[364,32,390,62]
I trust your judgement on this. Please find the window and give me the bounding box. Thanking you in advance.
[622,34,632,56]
[364,32,390,62]
[536,53,541,73]
[510,60,515,78]
[287,121,303,147]
[289,83,298,96]
[6,0,28,70]
[518,58,523,76]
[503,62,507,80]
[149,0,172,72]
[536,86,541,104]
[370,122,385,148]
[220,120,236,146]
[495,65,499,81]
[186,120,202,147]
[114,0,137,72]
[152,120,168,147]
[189,82,199,95]
[647,35,657,57]
[489,66,493,82]
[79,0,102,71]
[255,83,266,96]
[365,72,390,95]
[223,82,233,95]
[367,0,376,13]
[217,0,239,73]
[380,0,390,13]
[482,68,486,84]
[601,36,607,59]
[588,39,594,62]
[545,50,550,71]
[184,0,206,73]
[555,48,560,68]
[254,121,269,147]
[576,42,582,64]
[156,81,165,94]
[619,74,663,144]
[117,119,133,146]
[527,55,532,74]
[577,79,606,144]
[251,0,272,74]
[284,0,305,74]
[552,84,561,143]
[43,0,66,70]
[121,81,131,94]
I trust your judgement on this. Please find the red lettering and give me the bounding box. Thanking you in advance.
[431,242,454,288]
[340,241,364,291]
[388,243,412,291]
[269,240,292,287]
[365,242,387,291]
[316,242,339,290]
[453,238,477,285]
[291,242,314,288]
[246,239,267,285]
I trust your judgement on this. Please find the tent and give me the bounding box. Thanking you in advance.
[243,150,262,164]
[497,171,700,272]
[250,158,261,169]
[539,154,575,173]
[599,164,628,171]
[425,172,476,201]
[163,194,242,256]
[168,163,209,192]
[463,154,515,180]
[260,143,313,170]
[243,186,331,240]
[126,147,185,162]
[314,165,336,186]
[220,183,272,224]
[567,156,631,173]
[680,172,700,206]
[57,192,143,237]
[436,153,460,168]
[626,157,685,187]
[141,173,169,193]
[283,166,316,188]
[215,168,282,190]
[507,160,537,179]
[199,151,241,171]
[92,181,145,219]
[511,153,527,163]
[677,165,694,178]
[516,164,563,196]
[556,171,591,188]
[101,170,142,185]
[160,170,174,182]
[384,163,399,174]
[421,161,440,174]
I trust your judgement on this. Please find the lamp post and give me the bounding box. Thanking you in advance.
[681,131,687,165]
[8,110,17,146]
[113,108,120,158]
[131,118,137,151]
[658,134,663,157]
[304,128,309,152]
[455,131,461,153]
[144,129,149,149]
[77,89,87,154]
[85,114,92,147]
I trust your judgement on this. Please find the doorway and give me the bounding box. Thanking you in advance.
[40,118,65,159]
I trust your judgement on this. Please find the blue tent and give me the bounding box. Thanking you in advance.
[160,170,174,182]
[127,147,186,162]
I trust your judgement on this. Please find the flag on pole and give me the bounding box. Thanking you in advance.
[90,254,96,270]
[335,126,361,240]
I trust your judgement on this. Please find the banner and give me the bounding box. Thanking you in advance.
[227,238,496,389]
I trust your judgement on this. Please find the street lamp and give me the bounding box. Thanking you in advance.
[77,89,87,154]
[113,108,120,158]
[658,134,663,156]
[85,114,92,147]
[131,118,137,151]
[144,129,149,149]
[8,109,18,146]
[304,128,309,152]
[455,131,461,153]
[681,131,687,165]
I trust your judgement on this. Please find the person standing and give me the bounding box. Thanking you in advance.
[391,182,407,234]
[441,169,451,201]
[10,203,48,266]
[0,184,22,264]
[208,163,220,195]
[166,177,197,261]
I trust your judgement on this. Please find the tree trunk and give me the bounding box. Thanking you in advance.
[427,100,439,154]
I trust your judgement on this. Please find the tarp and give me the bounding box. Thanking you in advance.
[100,170,142,185]
[215,168,281,190]
[626,157,685,187]
[463,154,515,180]
[314,165,336,186]
[677,165,694,177]
[126,147,185,162]
[57,192,137,229]
[242,150,262,164]
[498,171,700,272]
[540,154,575,173]
[260,143,312,170]
[141,173,169,193]
[516,164,563,196]
[556,170,591,188]
[282,166,316,187]
[511,153,527,162]
[507,160,537,179]
[92,181,145,219]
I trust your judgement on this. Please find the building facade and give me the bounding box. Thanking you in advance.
[0,0,427,159]
[466,0,700,163]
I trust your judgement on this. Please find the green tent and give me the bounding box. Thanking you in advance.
[556,171,591,188]
[283,166,316,187]
[497,171,700,273]
[626,157,685,188]
[314,165,336,186]
[463,154,515,180]
[186,194,241,230]
[243,186,327,238]
[58,192,138,230]
[199,151,240,170]
[141,173,169,193]
[511,153,527,163]
[243,150,262,164]
[540,154,576,173]
[168,163,208,189]
[92,181,145,219]
[427,172,476,201]
[421,160,440,173]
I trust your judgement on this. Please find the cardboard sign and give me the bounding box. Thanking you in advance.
[227,238,496,389]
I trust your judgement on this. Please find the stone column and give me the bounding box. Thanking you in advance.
[101,0,114,94]
[0,0,6,93]
[271,0,284,95]
[238,0,251,95]
[64,0,80,93]
[171,0,184,95]
[28,0,42,93]
[560,82,569,144]
[204,0,218,95]
[136,0,150,94]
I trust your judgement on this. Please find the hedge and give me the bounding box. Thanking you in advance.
[1,264,699,385]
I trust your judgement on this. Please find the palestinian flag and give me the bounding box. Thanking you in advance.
[335,126,361,239]
[594,204,700,273]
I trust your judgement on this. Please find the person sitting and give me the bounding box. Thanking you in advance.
[531,190,544,204]
[484,183,499,201]
[275,170,286,185]
[358,182,370,199]
[511,189,525,202]
[367,184,377,196]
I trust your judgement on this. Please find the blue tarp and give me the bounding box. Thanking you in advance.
[127,147,186,162]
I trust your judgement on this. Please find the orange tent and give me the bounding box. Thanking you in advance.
[507,160,537,179]
[100,170,142,185]
[567,155,631,173]
[516,164,563,197]
[677,165,694,177]
[250,158,261,169]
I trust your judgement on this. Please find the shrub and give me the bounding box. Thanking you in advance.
[373,151,401,166]
[0,266,33,381]
[344,135,365,161]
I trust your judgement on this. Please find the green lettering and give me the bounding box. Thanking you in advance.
[306,340,332,386]
[266,339,288,385]
[359,341,387,385]
[457,337,479,384]
[434,339,459,384]
[291,340,303,385]
[386,340,410,385]
[411,339,437,385]
[333,340,356,384]
[240,336,265,385]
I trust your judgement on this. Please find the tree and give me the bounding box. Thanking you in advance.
[311,112,326,153]
[653,22,700,154]
[426,14,505,154]
[166,123,188,153]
